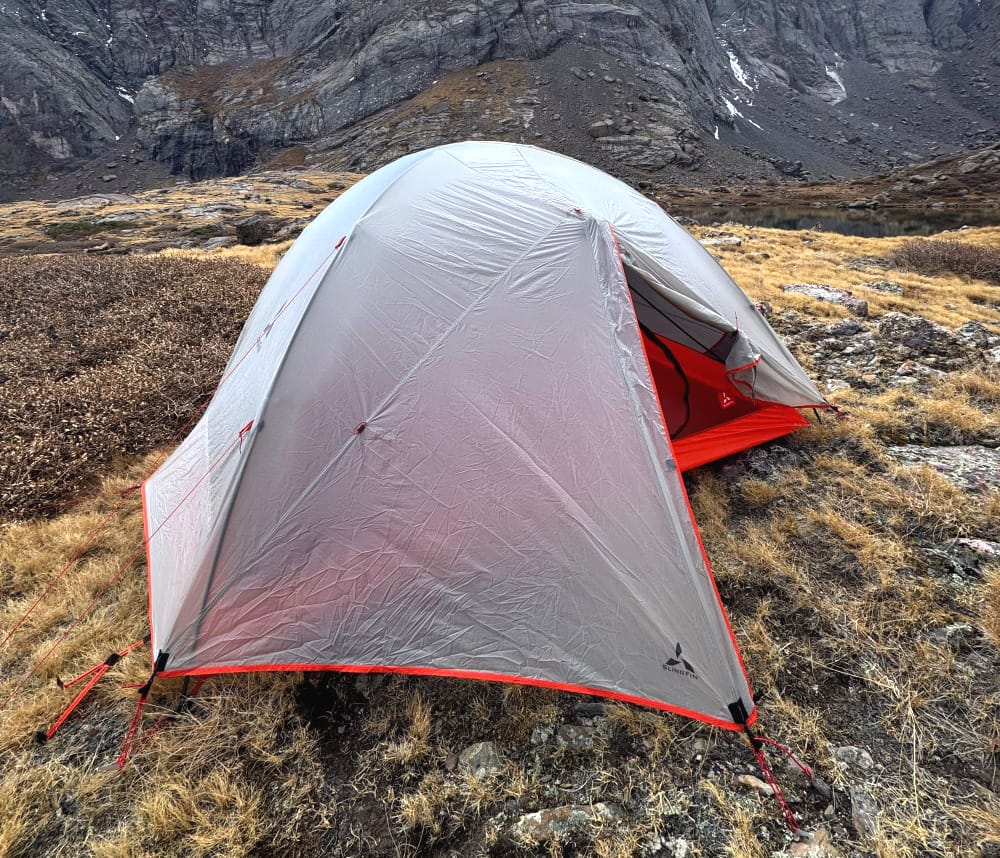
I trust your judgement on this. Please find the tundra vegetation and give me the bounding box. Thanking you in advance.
[0,194,997,857]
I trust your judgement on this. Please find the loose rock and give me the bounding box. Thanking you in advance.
[833,745,875,777]
[925,538,1000,578]
[783,284,869,317]
[457,741,503,779]
[790,826,842,858]
[849,786,881,838]
[555,725,595,752]
[928,622,980,652]
[588,119,616,139]
[734,773,773,795]
[508,802,622,844]
[862,280,903,295]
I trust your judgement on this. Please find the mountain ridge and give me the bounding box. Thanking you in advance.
[1,0,997,198]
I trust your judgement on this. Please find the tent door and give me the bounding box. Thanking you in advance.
[623,263,808,470]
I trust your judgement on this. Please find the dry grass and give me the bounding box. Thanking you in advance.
[0,219,998,856]
[693,223,1000,328]
[982,567,1000,650]
[0,170,358,257]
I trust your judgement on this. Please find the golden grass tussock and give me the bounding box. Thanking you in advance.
[157,239,294,270]
[981,566,1000,651]
[698,778,769,858]
[828,363,1000,451]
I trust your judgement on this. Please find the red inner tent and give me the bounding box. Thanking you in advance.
[639,328,808,472]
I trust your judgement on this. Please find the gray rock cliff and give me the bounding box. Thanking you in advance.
[0,0,997,193]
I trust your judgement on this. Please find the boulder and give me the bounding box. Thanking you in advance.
[235,215,274,246]
[782,284,869,317]
[885,445,1000,493]
[699,235,742,247]
[878,313,966,359]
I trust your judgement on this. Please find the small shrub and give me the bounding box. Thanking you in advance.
[44,220,136,239]
[888,239,1000,285]
[0,254,267,520]
[185,222,228,238]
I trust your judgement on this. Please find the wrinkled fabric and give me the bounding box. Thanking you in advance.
[143,142,821,726]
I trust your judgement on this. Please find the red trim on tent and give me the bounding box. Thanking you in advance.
[672,405,809,472]
[606,223,756,725]
[727,355,763,376]
[158,661,754,732]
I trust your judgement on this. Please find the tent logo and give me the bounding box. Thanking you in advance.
[663,642,698,679]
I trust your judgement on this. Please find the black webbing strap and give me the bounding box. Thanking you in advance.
[639,322,691,438]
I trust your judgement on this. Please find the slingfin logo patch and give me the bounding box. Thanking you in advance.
[663,641,698,679]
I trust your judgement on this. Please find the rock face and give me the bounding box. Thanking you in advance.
[0,0,998,192]
[783,284,869,316]
[885,445,1000,493]
[779,309,1000,395]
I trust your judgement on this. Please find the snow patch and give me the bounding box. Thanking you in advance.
[722,96,763,131]
[713,125,719,140]
[825,66,847,104]
[727,50,754,91]
[116,86,134,104]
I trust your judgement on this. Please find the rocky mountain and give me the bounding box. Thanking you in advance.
[0,0,997,199]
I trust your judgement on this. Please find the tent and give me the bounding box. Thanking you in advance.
[143,142,827,732]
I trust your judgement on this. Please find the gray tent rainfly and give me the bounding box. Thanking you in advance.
[143,141,827,732]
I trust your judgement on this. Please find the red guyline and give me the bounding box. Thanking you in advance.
[0,238,345,656]
[0,488,138,651]
[57,637,147,690]
[750,741,801,834]
[118,676,208,767]
[42,638,147,742]
[116,693,149,769]
[1,545,147,711]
